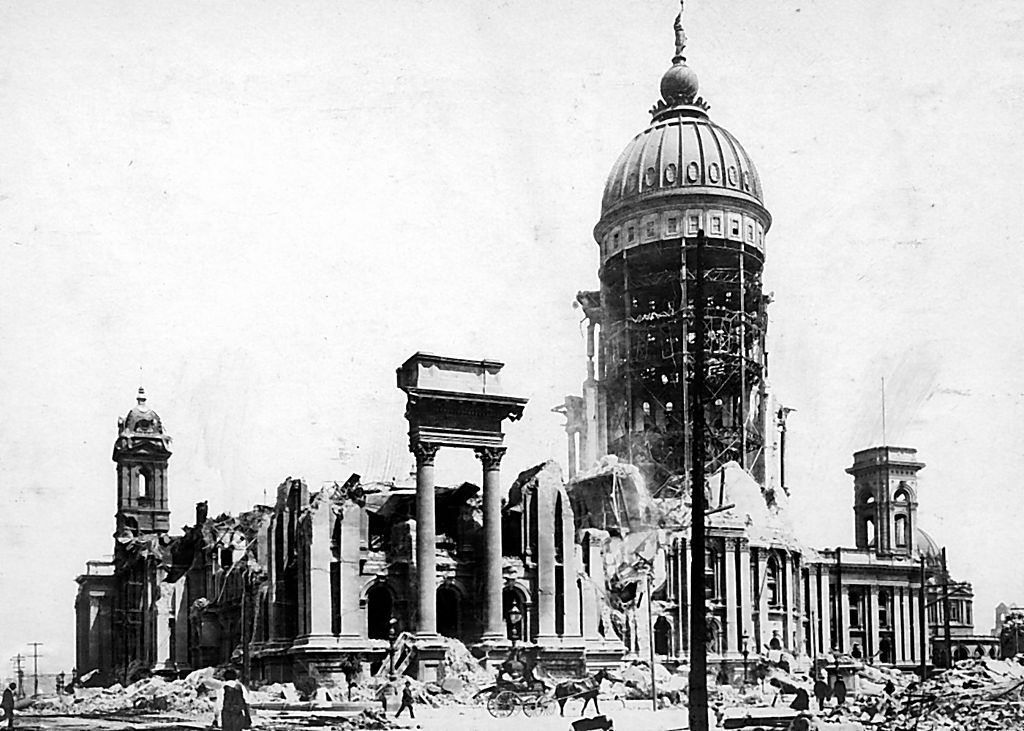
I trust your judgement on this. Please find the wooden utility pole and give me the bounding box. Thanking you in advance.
[11,655,25,698]
[687,229,709,731]
[27,643,42,697]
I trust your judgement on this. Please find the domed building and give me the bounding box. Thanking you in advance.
[559,4,806,674]
[563,7,773,492]
[558,4,994,674]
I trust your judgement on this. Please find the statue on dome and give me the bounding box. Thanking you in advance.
[674,1,687,60]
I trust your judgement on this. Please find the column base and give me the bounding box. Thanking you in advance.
[410,637,449,683]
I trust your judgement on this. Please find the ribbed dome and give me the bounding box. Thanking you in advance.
[601,107,764,217]
[915,528,941,559]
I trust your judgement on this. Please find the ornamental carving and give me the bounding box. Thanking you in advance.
[411,441,441,467]
[475,447,507,472]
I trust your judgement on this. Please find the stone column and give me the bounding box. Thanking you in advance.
[173,583,190,671]
[561,494,582,639]
[899,588,911,663]
[306,499,334,638]
[723,538,738,654]
[566,431,578,479]
[792,554,803,655]
[869,585,881,664]
[413,442,440,636]
[152,570,175,671]
[755,549,769,651]
[806,567,819,660]
[739,542,754,653]
[780,552,791,650]
[819,568,832,652]
[338,503,363,638]
[839,585,851,654]
[535,480,557,641]
[476,447,507,642]
[581,534,602,641]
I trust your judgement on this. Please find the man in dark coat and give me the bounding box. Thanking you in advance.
[395,679,415,719]
[2,683,16,729]
[833,676,848,707]
[813,675,832,710]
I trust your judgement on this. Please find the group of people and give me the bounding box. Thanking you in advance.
[790,673,899,717]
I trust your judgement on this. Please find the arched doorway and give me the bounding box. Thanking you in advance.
[366,584,393,640]
[437,585,460,638]
[654,616,672,656]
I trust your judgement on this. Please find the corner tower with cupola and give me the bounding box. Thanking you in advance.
[113,387,172,536]
[847,446,922,557]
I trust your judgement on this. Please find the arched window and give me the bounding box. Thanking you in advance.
[894,488,910,503]
[894,515,909,547]
[138,470,148,498]
[866,517,876,547]
[366,584,393,640]
[879,590,891,628]
[767,555,780,607]
[654,616,672,656]
[437,586,459,638]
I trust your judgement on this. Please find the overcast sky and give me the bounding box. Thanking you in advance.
[2,0,1023,674]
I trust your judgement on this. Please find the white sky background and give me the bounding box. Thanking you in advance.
[2,0,1023,673]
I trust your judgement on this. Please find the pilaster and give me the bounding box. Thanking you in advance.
[723,538,738,654]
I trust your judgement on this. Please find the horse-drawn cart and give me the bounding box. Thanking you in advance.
[477,678,557,718]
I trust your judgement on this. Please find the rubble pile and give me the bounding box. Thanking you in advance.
[887,658,1024,730]
[619,661,686,703]
[32,670,219,717]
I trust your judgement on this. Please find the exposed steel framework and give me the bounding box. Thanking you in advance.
[593,233,768,495]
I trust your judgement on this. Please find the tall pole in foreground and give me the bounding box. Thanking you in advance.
[241,567,250,686]
[647,571,657,711]
[919,555,928,681]
[28,643,42,697]
[941,548,952,668]
[687,229,709,731]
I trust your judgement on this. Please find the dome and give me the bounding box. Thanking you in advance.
[601,108,765,218]
[598,4,766,223]
[120,387,164,435]
[915,528,941,560]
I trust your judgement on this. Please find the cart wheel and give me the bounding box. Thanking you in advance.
[487,690,521,718]
[524,695,555,717]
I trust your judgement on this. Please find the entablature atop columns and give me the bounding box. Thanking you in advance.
[398,353,528,451]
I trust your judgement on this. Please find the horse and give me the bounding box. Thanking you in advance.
[554,668,618,717]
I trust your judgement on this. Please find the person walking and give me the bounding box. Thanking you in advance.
[216,669,252,731]
[395,679,415,719]
[833,676,848,707]
[2,683,16,729]
[813,674,831,710]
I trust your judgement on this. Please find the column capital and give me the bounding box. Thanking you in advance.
[475,446,507,472]
[411,441,441,467]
